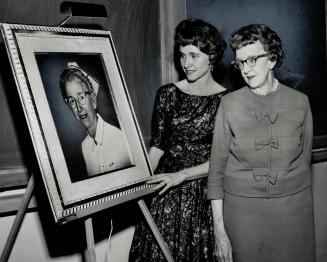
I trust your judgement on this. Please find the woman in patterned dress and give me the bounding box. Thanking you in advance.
[129,18,228,261]
[208,24,315,262]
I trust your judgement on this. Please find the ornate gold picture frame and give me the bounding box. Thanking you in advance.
[1,23,154,222]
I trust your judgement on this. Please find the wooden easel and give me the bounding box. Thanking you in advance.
[0,176,34,262]
[0,175,174,262]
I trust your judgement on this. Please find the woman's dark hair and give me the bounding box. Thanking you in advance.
[230,24,284,68]
[174,18,226,66]
[59,68,94,99]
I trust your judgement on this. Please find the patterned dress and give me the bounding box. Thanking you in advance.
[129,83,227,262]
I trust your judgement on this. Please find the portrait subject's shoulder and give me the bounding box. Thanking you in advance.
[104,120,123,133]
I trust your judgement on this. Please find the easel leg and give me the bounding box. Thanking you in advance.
[84,217,96,262]
[137,199,175,262]
[0,176,34,262]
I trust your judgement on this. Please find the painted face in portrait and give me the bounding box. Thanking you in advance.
[179,44,211,82]
[64,78,97,132]
[235,40,276,90]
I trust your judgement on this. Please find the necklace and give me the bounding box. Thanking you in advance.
[271,78,279,92]
[252,78,279,95]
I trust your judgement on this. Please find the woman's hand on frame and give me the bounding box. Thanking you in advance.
[146,172,186,195]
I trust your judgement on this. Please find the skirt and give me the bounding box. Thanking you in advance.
[224,187,315,262]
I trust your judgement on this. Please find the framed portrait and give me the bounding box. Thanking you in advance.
[0,23,154,222]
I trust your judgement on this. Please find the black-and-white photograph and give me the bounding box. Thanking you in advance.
[0,1,326,262]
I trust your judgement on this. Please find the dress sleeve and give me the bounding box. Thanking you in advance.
[302,96,313,165]
[150,86,169,150]
[207,97,232,200]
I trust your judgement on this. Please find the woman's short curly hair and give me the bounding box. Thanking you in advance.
[59,68,94,99]
[174,18,226,66]
[230,24,284,68]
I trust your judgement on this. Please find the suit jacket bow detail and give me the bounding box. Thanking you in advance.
[253,169,278,185]
[255,111,278,124]
[254,136,279,150]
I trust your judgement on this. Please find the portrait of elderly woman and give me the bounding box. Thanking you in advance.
[35,54,133,182]
[59,62,133,177]
[208,24,315,262]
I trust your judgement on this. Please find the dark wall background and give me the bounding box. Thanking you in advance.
[187,0,327,139]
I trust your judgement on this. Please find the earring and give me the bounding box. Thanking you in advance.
[210,64,214,71]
